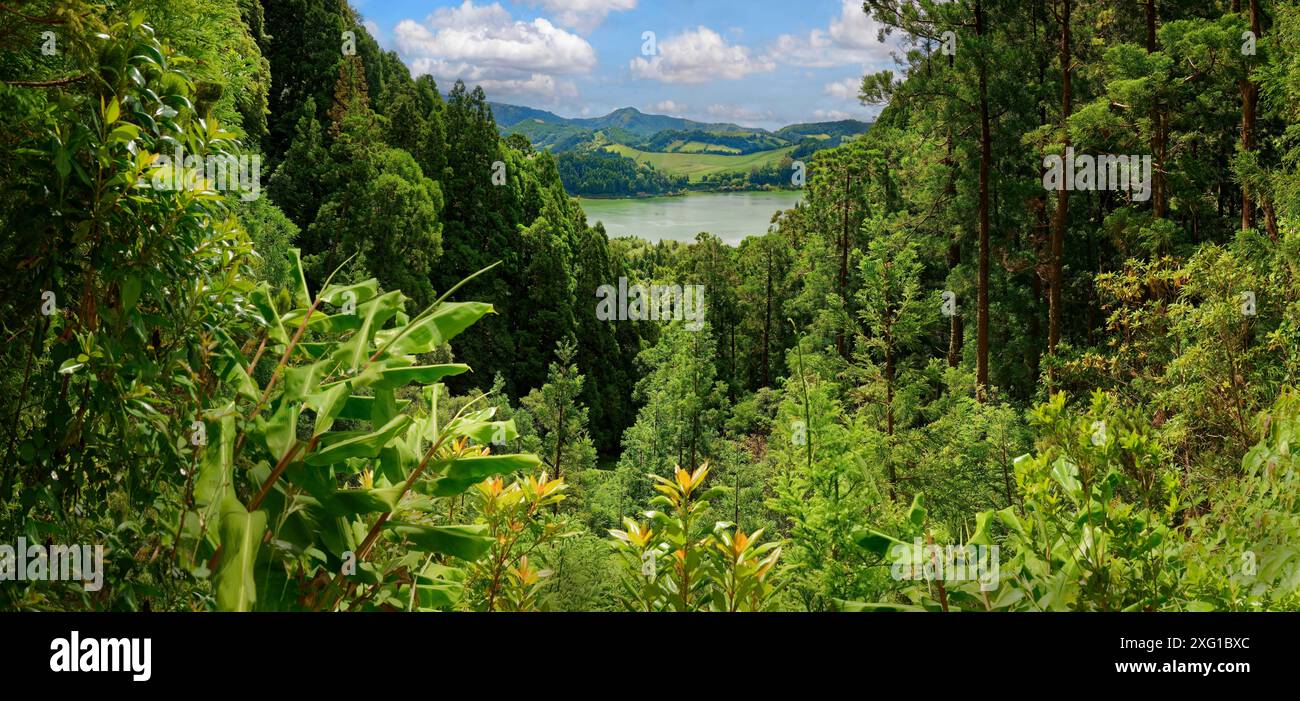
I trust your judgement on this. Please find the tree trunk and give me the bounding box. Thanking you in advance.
[975,0,992,399]
[1147,0,1167,219]
[729,318,736,403]
[947,235,963,367]
[944,135,963,368]
[762,250,772,387]
[885,332,896,489]
[1240,0,1261,231]
[1047,0,1072,383]
[552,406,565,480]
[836,169,852,360]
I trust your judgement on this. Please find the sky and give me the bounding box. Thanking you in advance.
[348,0,904,130]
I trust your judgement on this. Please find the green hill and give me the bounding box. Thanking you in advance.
[604,143,797,182]
[489,102,871,193]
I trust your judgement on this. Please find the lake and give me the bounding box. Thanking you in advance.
[577,190,804,246]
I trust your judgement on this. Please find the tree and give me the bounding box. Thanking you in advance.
[851,214,935,488]
[614,318,728,509]
[521,340,596,483]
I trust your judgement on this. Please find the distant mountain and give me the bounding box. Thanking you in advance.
[491,104,770,138]
[489,102,872,156]
[488,103,570,128]
[487,102,873,196]
[568,107,759,138]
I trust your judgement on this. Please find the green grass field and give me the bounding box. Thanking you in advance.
[605,143,795,181]
[671,140,743,154]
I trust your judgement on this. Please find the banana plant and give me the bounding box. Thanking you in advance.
[184,255,541,610]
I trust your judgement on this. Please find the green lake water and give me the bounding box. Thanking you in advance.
[577,190,804,245]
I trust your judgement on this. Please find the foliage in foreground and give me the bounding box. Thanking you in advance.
[609,464,783,612]
[851,390,1300,611]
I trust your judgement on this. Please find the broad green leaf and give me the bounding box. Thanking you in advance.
[337,395,411,421]
[213,499,267,612]
[282,362,326,403]
[319,279,380,307]
[340,291,404,373]
[304,312,362,335]
[853,528,907,557]
[107,123,139,144]
[305,382,351,436]
[1049,457,1082,499]
[256,402,299,463]
[906,493,927,529]
[316,485,405,516]
[385,302,493,357]
[223,358,261,402]
[120,275,141,312]
[249,285,289,345]
[447,411,518,446]
[305,414,412,466]
[194,413,237,508]
[369,388,400,427]
[995,507,1027,537]
[425,454,541,496]
[104,97,120,124]
[289,248,311,309]
[378,443,416,484]
[413,563,466,610]
[969,511,995,546]
[384,522,492,560]
[372,364,470,390]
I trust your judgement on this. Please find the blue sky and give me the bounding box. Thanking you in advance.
[348,0,902,129]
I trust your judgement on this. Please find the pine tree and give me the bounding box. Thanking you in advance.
[522,340,596,483]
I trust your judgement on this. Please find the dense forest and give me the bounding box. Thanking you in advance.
[1,0,1299,613]
[556,149,688,197]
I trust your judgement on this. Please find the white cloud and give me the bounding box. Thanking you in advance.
[395,1,595,101]
[813,109,856,120]
[652,99,686,115]
[630,27,775,84]
[706,103,775,127]
[824,76,861,101]
[519,0,636,33]
[408,59,579,98]
[769,0,897,68]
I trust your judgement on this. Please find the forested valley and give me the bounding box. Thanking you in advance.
[2,0,1300,614]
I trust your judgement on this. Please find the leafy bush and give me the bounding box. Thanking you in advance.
[609,464,782,612]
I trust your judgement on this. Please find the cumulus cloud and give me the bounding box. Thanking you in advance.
[519,0,637,33]
[630,27,775,84]
[706,103,775,127]
[652,99,686,115]
[406,59,580,97]
[395,1,595,101]
[769,0,897,68]
[824,76,861,101]
[813,108,858,120]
